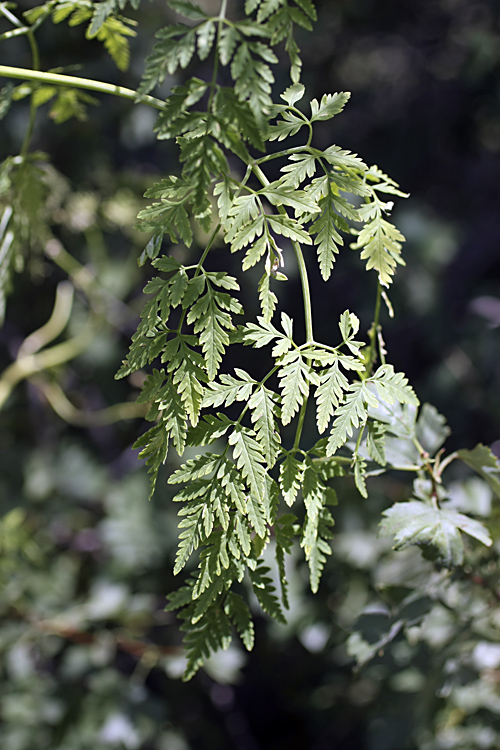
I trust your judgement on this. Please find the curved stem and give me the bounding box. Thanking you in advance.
[33,377,147,426]
[235,364,280,427]
[0,66,166,111]
[0,327,93,409]
[251,162,314,453]
[17,281,73,357]
[44,238,136,330]
[436,451,458,478]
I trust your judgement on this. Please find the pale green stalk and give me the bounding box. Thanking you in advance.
[366,281,382,375]
[206,0,228,113]
[0,66,166,110]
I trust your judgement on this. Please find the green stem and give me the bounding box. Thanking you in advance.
[194,223,221,279]
[312,454,422,471]
[292,400,307,452]
[251,161,314,453]
[20,31,40,157]
[34,377,147,426]
[0,66,166,111]
[436,451,458,478]
[253,145,313,166]
[0,27,33,41]
[206,0,227,113]
[366,281,382,375]
[293,238,313,343]
[236,364,280,427]
[251,163,314,342]
[175,222,221,335]
[0,3,23,27]
[0,327,93,409]
[353,420,366,458]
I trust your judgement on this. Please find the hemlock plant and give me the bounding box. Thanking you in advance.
[0,0,499,685]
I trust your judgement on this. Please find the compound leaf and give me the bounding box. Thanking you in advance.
[380,500,492,566]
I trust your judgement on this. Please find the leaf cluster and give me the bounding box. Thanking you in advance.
[2,0,499,684]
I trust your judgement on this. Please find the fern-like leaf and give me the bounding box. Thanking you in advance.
[249,384,281,467]
[310,193,344,280]
[275,513,297,607]
[279,350,319,425]
[224,591,255,650]
[279,452,304,506]
[326,383,374,455]
[202,369,255,408]
[187,281,243,380]
[139,25,196,94]
[229,424,267,500]
[249,563,286,623]
[182,602,232,680]
[315,360,349,434]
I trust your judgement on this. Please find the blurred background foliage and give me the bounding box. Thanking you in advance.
[2,0,500,748]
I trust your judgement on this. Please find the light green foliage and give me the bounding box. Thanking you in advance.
[12,82,99,122]
[380,498,492,566]
[25,0,137,71]
[2,0,500,691]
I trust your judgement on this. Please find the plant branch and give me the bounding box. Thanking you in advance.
[33,376,148,426]
[0,327,93,410]
[292,400,307,451]
[0,3,23,27]
[44,238,135,330]
[436,451,459,477]
[366,281,382,375]
[17,281,74,357]
[0,66,166,110]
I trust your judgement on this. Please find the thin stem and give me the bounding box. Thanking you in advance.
[206,0,228,113]
[175,222,221,335]
[0,66,166,111]
[254,145,313,166]
[251,163,314,342]
[194,223,221,279]
[353,421,366,457]
[366,281,382,375]
[20,31,40,157]
[293,238,313,343]
[33,377,147,426]
[251,161,314,452]
[235,364,280,427]
[0,328,93,409]
[17,281,73,357]
[436,451,459,478]
[0,3,23,27]
[292,400,307,452]
[312,454,423,471]
[44,238,135,330]
[0,27,31,41]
